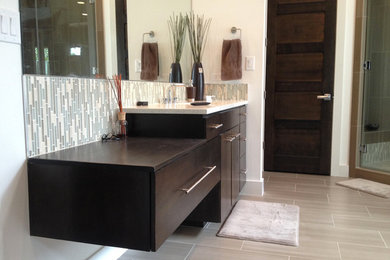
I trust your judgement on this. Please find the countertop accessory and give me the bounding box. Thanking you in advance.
[205,95,214,102]
[168,13,187,83]
[137,101,149,106]
[186,13,211,101]
[190,101,210,106]
[186,81,196,102]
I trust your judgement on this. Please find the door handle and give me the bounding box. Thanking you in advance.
[317,93,332,101]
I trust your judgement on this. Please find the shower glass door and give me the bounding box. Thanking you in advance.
[360,0,390,174]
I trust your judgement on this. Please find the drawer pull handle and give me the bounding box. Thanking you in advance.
[225,133,241,142]
[208,123,224,129]
[241,137,247,142]
[241,169,248,175]
[180,166,217,194]
[240,113,248,116]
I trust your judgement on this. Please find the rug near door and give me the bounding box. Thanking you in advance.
[337,178,390,198]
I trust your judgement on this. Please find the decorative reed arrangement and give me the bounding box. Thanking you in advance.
[186,12,211,63]
[108,74,122,111]
[108,75,126,136]
[168,13,187,63]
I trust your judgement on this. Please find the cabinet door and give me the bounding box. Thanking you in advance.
[231,126,240,205]
[221,131,232,221]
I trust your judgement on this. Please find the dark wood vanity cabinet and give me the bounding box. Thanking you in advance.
[28,105,246,252]
[126,106,247,223]
[28,138,220,251]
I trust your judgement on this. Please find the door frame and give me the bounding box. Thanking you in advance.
[264,0,337,175]
[349,0,390,184]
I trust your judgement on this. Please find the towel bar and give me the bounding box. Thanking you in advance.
[143,31,155,42]
[231,27,241,39]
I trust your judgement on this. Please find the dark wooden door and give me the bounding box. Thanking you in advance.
[264,0,336,175]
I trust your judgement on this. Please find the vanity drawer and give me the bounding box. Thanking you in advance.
[205,108,240,139]
[220,108,240,132]
[154,137,220,250]
[205,113,223,140]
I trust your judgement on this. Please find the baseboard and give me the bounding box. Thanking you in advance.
[331,164,349,177]
[241,179,264,196]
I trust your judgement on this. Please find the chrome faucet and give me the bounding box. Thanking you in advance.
[163,85,177,104]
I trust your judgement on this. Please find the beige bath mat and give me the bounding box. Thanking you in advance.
[217,200,300,246]
[337,178,390,198]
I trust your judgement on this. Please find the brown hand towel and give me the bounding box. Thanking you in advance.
[221,39,242,81]
[141,42,159,81]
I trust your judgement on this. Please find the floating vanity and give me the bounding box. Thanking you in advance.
[28,101,247,251]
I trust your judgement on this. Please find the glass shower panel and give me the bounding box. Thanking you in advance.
[360,0,390,173]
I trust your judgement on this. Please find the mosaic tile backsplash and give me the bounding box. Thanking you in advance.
[23,75,248,157]
[23,76,115,157]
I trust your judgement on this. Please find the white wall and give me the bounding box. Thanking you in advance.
[193,0,267,186]
[0,0,102,259]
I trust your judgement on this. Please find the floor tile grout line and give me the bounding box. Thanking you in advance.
[337,242,343,260]
[331,214,336,227]
[183,244,196,260]
[365,206,372,217]
[379,231,389,248]
[239,241,244,250]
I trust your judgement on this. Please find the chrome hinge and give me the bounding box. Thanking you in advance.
[363,61,371,71]
[360,144,367,153]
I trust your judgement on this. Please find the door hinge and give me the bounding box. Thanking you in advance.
[360,144,367,153]
[363,60,371,71]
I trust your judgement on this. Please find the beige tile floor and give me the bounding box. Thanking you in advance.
[119,172,390,260]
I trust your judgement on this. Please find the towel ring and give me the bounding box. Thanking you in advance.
[143,31,155,42]
[231,27,241,39]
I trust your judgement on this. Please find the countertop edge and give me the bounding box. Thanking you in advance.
[123,101,248,115]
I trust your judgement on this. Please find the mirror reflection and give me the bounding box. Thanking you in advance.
[20,0,192,82]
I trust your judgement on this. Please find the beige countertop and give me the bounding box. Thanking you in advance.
[123,100,248,115]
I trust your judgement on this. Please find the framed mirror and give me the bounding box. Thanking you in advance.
[20,0,192,82]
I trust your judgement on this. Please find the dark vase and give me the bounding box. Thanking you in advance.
[169,63,183,83]
[191,62,204,101]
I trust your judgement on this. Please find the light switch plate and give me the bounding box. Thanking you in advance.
[0,8,21,44]
[245,56,255,71]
